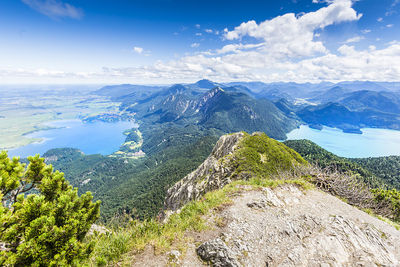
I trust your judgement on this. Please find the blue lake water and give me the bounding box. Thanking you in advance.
[8,120,137,158]
[286,125,400,158]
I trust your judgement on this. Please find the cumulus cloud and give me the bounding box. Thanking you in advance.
[133,46,144,54]
[21,0,83,19]
[223,0,361,58]
[191,43,200,48]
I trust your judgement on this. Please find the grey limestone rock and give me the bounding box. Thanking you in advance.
[196,238,240,267]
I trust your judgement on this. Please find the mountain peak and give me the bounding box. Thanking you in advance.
[194,79,219,89]
[164,132,306,212]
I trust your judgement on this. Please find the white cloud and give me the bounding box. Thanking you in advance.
[21,0,83,19]
[195,24,201,29]
[223,0,361,58]
[7,0,400,84]
[377,17,383,22]
[387,24,394,28]
[195,33,202,36]
[361,29,371,34]
[344,36,364,43]
[205,29,213,33]
[215,43,264,55]
[191,43,200,48]
[133,46,144,54]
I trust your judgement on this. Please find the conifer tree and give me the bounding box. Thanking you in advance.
[0,151,100,266]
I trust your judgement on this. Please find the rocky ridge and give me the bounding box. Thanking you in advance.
[164,132,244,212]
[164,131,305,214]
[158,132,400,266]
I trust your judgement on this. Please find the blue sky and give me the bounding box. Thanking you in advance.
[0,0,399,84]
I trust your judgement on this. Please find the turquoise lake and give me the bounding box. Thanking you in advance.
[7,122,400,159]
[286,125,400,158]
[8,120,137,158]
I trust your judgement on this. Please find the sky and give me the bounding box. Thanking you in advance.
[0,0,399,84]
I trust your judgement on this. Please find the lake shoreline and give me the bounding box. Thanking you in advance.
[7,119,138,158]
[286,125,400,158]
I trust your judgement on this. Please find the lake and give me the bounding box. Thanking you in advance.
[286,125,400,158]
[8,120,137,158]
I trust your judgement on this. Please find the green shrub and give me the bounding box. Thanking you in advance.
[0,151,100,266]
[233,132,307,177]
[372,188,400,221]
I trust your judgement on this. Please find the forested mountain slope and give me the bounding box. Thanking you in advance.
[351,156,400,190]
[284,139,400,190]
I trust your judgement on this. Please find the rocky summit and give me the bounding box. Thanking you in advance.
[164,131,306,214]
[153,133,400,266]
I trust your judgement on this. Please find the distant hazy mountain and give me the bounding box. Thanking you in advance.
[120,84,299,140]
[298,102,400,133]
[336,81,391,92]
[197,88,297,138]
[339,90,400,114]
[190,79,222,90]
[94,84,164,99]
[93,80,400,134]
[225,81,334,99]
[310,86,350,104]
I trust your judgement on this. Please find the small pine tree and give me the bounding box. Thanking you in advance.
[0,151,100,266]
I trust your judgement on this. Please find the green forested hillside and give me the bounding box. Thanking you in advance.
[45,126,219,220]
[351,156,400,190]
[283,139,386,188]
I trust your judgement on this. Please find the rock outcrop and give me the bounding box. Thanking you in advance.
[164,132,306,213]
[164,132,245,212]
[137,184,400,266]
[194,185,400,266]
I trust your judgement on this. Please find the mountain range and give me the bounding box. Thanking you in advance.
[42,79,400,222]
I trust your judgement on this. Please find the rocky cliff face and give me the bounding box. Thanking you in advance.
[164,132,245,212]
